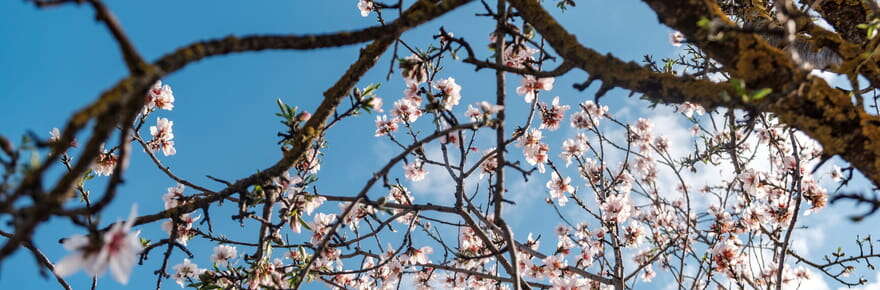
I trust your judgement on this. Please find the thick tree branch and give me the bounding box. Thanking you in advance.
[507,0,880,190]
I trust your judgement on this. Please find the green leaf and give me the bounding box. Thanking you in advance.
[139,237,151,247]
[750,88,772,101]
[276,99,288,115]
[697,17,711,28]
[362,83,381,97]
[729,78,745,94]
[298,214,312,231]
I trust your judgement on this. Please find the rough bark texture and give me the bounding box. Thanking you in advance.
[506,0,880,190]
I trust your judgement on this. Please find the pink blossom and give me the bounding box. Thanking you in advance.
[54,205,143,284]
[550,276,586,290]
[404,82,421,103]
[479,149,498,180]
[367,97,383,112]
[163,183,186,210]
[542,255,567,277]
[524,143,549,173]
[357,0,374,17]
[406,246,433,265]
[669,31,685,47]
[172,258,204,287]
[580,100,609,119]
[433,77,462,110]
[571,100,608,129]
[400,54,427,85]
[518,128,543,149]
[310,213,337,244]
[546,172,573,206]
[49,128,61,143]
[149,117,176,156]
[678,102,705,118]
[161,213,199,246]
[559,136,586,167]
[641,265,657,282]
[503,44,540,68]
[391,98,422,123]
[210,245,237,266]
[601,193,633,223]
[144,80,174,113]
[93,144,118,176]
[539,96,570,131]
[711,238,744,276]
[403,161,428,182]
[374,115,399,137]
[517,76,554,103]
[465,104,482,121]
[690,124,701,136]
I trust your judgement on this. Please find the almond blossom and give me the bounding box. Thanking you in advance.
[55,205,143,284]
[357,0,374,17]
[338,201,375,229]
[403,82,421,103]
[163,183,186,210]
[93,144,118,176]
[571,100,609,129]
[479,148,498,179]
[297,146,322,174]
[502,44,540,68]
[524,143,549,173]
[601,193,633,224]
[546,172,573,206]
[669,31,685,47]
[144,80,174,113]
[518,128,543,149]
[391,98,422,123]
[405,246,433,265]
[49,127,61,143]
[400,54,427,85]
[433,77,462,110]
[403,161,427,182]
[539,96,570,131]
[440,131,459,144]
[48,127,78,148]
[367,96,383,112]
[149,117,176,156]
[289,193,326,216]
[517,76,554,103]
[161,213,199,245]
[542,254,567,277]
[310,213,337,244]
[172,259,204,287]
[210,245,238,266]
[387,185,419,224]
[374,115,399,137]
[550,276,586,290]
[711,238,744,277]
[678,101,705,118]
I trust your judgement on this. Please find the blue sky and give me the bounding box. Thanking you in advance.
[2,0,878,289]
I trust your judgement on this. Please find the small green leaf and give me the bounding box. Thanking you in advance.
[362,83,381,97]
[697,17,711,28]
[298,214,312,231]
[729,78,746,96]
[750,88,772,101]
